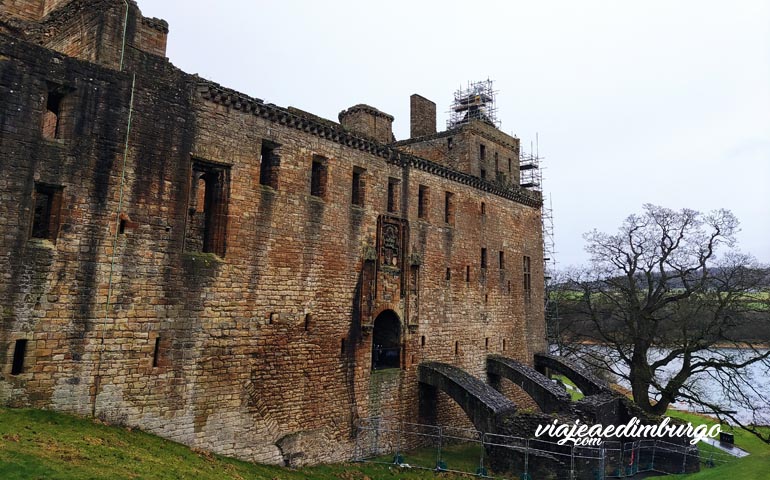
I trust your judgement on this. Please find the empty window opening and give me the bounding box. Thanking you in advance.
[11,339,27,375]
[447,137,453,150]
[495,152,499,173]
[372,310,401,370]
[480,168,487,180]
[186,161,230,257]
[119,219,127,235]
[481,248,487,269]
[454,341,459,355]
[304,314,312,331]
[310,155,328,198]
[352,167,365,206]
[444,192,455,224]
[485,293,489,303]
[30,183,63,242]
[485,338,490,350]
[42,89,65,140]
[508,158,512,174]
[387,178,399,213]
[508,280,512,294]
[502,339,507,351]
[421,335,426,347]
[259,141,280,189]
[465,265,470,283]
[499,251,505,269]
[341,338,347,354]
[152,337,161,368]
[479,144,486,161]
[481,202,486,216]
[524,255,532,301]
[269,312,278,325]
[446,268,451,281]
[418,185,429,219]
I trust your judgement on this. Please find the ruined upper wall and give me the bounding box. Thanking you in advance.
[0,0,168,68]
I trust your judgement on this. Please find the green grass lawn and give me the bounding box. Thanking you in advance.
[665,410,770,480]
[0,406,767,479]
[552,374,585,401]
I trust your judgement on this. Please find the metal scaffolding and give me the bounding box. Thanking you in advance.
[519,136,560,347]
[447,79,500,129]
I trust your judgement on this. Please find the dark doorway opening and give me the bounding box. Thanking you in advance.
[371,310,401,370]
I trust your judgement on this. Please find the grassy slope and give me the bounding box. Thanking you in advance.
[0,407,767,479]
[666,410,770,480]
[0,408,463,480]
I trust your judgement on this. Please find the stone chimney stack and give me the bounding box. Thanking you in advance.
[410,94,436,138]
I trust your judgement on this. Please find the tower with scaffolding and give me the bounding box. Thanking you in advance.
[447,79,501,129]
[519,137,560,350]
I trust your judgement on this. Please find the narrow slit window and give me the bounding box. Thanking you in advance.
[30,183,63,242]
[11,339,27,375]
[495,152,499,173]
[465,265,470,283]
[481,202,486,216]
[304,314,312,331]
[352,167,365,206]
[523,255,532,301]
[481,248,487,269]
[259,141,280,189]
[421,336,426,347]
[454,341,459,355]
[444,192,454,224]
[480,168,487,180]
[447,137,453,150]
[418,185,429,219]
[479,144,486,161]
[387,178,399,213]
[446,268,451,281]
[485,338,490,350]
[152,337,161,368]
[508,158,512,174]
[502,339,507,351]
[499,251,505,269]
[310,155,328,198]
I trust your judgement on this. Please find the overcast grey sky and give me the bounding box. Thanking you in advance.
[138,0,770,268]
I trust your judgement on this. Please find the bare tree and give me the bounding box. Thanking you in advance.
[554,204,770,443]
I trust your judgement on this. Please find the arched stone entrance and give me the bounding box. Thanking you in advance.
[371,310,401,370]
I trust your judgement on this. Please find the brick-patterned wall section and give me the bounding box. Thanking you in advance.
[0,0,547,466]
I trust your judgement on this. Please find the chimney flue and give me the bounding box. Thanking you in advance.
[410,94,436,138]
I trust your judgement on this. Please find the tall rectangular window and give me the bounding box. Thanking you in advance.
[418,185,429,219]
[465,265,470,283]
[387,178,399,213]
[310,155,328,198]
[259,140,280,189]
[30,183,63,242]
[42,91,64,140]
[444,191,454,224]
[352,167,365,206]
[481,248,487,269]
[11,339,27,375]
[479,143,486,161]
[499,251,505,269]
[495,152,499,173]
[186,160,230,257]
[523,255,532,301]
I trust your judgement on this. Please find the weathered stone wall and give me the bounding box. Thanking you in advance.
[0,0,546,466]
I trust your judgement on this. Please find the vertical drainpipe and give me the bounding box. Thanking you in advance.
[93,0,135,418]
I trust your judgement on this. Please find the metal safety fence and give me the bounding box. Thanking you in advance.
[353,417,735,479]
